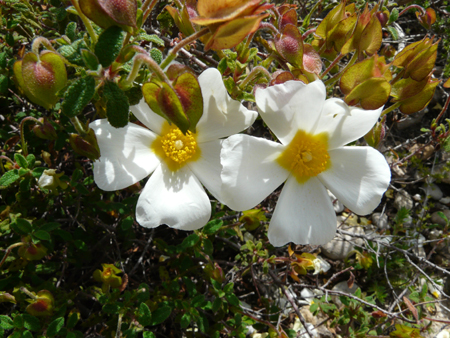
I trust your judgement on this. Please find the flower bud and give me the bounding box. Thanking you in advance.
[416,8,436,30]
[25,290,54,317]
[38,169,68,191]
[69,128,101,160]
[375,10,389,27]
[14,50,67,110]
[356,251,373,269]
[93,264,123,291]
[41,150,52,167]
[32,118,57,140]
[0,292,16,304]
[240,209,267,231]
[79,0,137,31]
[204,262,225,283]
[190,0,271,50]
[18,236,48,261]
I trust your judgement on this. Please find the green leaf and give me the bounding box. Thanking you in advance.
[388,8,399,24]
[47,317,64,337]
[0,315,14,329]
[26,154,36,168]
[149,306,172,326]
[13,314,24,329]
[191,294,206,307]
[80,49,99,70]
[0,52,6,68]
[143,332,156,338]
[32,167,46,178]
[136,33,164,46]
[66,21,77,41]
[22,330,33,338]
[180,234,200,250]
[62,76,96,117]
[138,303,152,326]
[180,313,190,328]
[150,48,163,64]
[15,218,33,234]
[212,298,222,312]
[0,170,20,188]
[124,86,143,106]
[225,294,240,307]
[58,39,87,66]
[67,312,79,329]
[0,74,8,94]
[203,219,223,235]
[443,136,450,152]
[33,230,51,241]
[103,80,129,128]
[387,26,399,41]
[95,26,124,67]
[14,153,28,169]
[22,314,41,331]
[223,283,234,294]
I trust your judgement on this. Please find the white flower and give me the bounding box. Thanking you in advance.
[90,68,257,230]
[221,80,391,246]
[312,256,331,275]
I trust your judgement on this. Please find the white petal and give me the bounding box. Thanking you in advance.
[255,80,326,145]
[136,164,211,230]
[318,146,391,215]
[90,119,160,191]
[130,98,166,135]
[268,176,337,246]
[221,134,289,211]
[188,139,224,203]
[314,98,383,150]
[195,68,257,142]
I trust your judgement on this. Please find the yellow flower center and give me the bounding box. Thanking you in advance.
[277,130,330,183]
[151,122,200,171]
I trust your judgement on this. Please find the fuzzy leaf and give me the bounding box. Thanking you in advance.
[103,80,129,128]
[62,76,96,117]
[47,317,64,337]
[0,169,20,189]
[95,26,124,67]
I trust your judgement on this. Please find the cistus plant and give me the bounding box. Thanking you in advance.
[1,0,450,337]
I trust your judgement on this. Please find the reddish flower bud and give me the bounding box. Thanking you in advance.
[0,292,16,304]
[25,290,54,317]
[375,10,389,27]
[69,128,101,160]
[416,8,436,30]
[14,50,67,110]
[32,118,57,140]
[18,236,48,261]
[79,0,137,30]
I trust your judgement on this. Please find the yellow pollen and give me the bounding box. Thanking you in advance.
[277,130,330,183]
[151,122,200,171]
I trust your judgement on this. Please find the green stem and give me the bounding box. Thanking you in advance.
[70,116,88,136]
[381,102,401,117]
[323,52,358,86]
[70,0,97,45]
[20,287,37,300]
[399,4,426,17]
[0,243,24,269]
[31,37,57,55]
[160,27,210,70]
[20,117,40,157]
[141,0,159,26]
[239,66,271,89]
[123,53,171,88]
